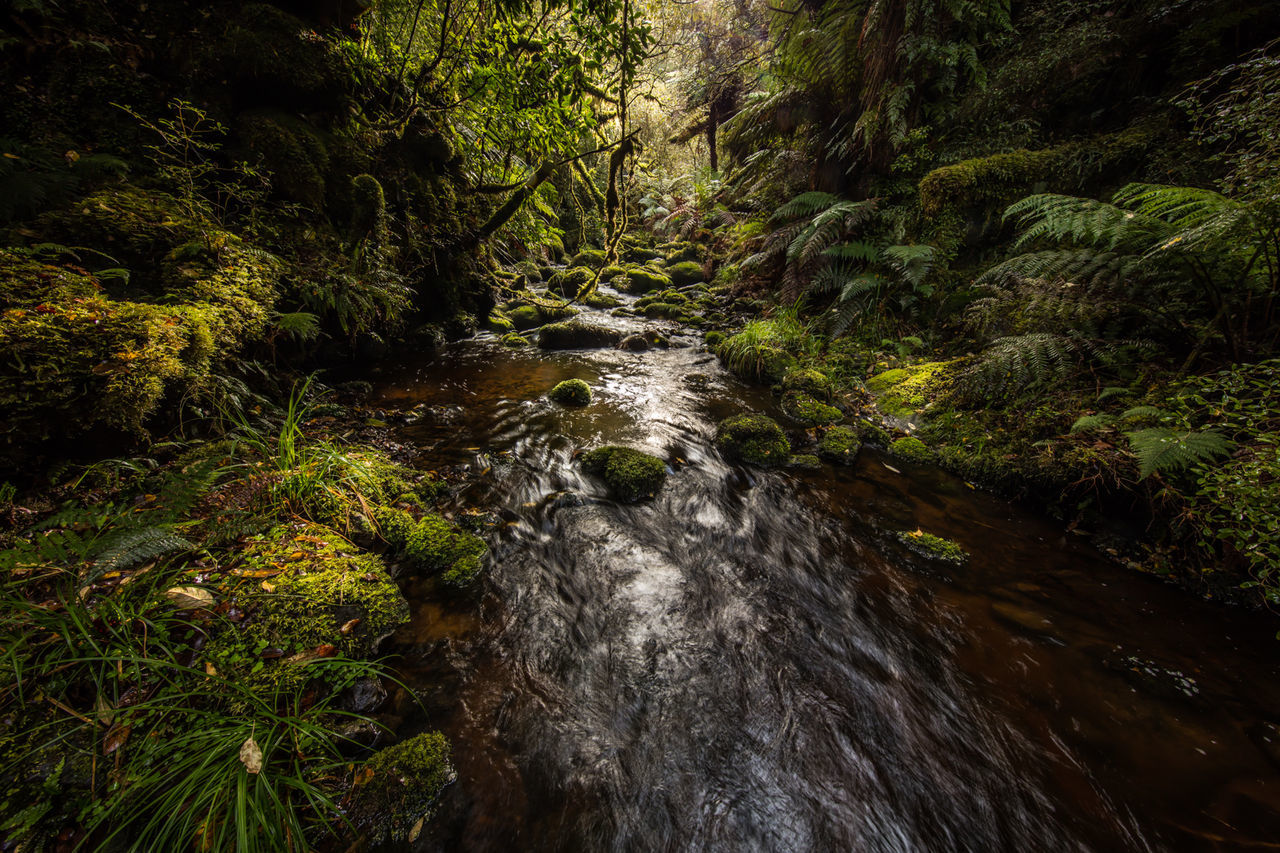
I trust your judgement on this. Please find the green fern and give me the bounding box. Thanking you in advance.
[1125,428,1233,479]
[89,527,193,577]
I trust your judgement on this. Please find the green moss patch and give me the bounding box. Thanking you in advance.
[866,359,963,420]
[665,260,704,287]
[782,368,833,400]
[621,267,672,294]
[377,508,488,587]
[581,446,667,502]
[890,436,934,463]
[716,414,791,466]
[349,732,456,845]
[818,426,862,463]
[781,391,842,426]
[549,378,592,406]
[896,529,968,565]
[538,320,625,349]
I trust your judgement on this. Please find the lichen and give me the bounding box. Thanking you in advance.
[716,414,791,466]
[549,378,592,406]
[581,446,667,502]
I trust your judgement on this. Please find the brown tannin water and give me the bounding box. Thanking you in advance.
[368,289,1280,852]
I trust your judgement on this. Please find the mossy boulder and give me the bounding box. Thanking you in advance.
[665,261,704,287]
[817,426,862,464]
[718,340,796,385]
[642,302,684,320]
[582,290,622,308]
[506,305,544,330]
[501,332,531,347]
[377,508,488,587]
[716,414,791,466]
[705,330,725,349]
[549,266,595,297]
[617,334,650,352]
[788,454,822,469]
[781,391,842,426]
[782,368,833,401]
[514,260,542,281]
[228,523,409,658]
[483,309,515,334]
[896,529,968,565]
[349,732,456,845]
[549,378,592,406]
[569,248,608,269]
[866,360,964,420]
[662,243,702,265]
[581,446,668,502]
[538,320,625,350]
[890,436,934,463]
[621,267,672,294]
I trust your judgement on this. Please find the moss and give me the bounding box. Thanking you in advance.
[782,368,833,400]
[818,426,862,463]
[349,732,455,845]
[507,305,543,330]
[781,391,842,426]
[582,290,621,308]
[1,191,281,450]
[788,454,822,469]
[501,332,531,347]
[866,359,963,419]
[538,320,624,349]
[514,261,542,281]
[896,529,968,565]
[718,340,796,385]
[378,508,488,588]
[716,414,790,466]
[223,523,409,659]
[665,260,704,287]
[483,309,515,334]
[549,266,594,297]
[622,267,672,294]
[642,302,683,320]
[581,446,667,502]
[570,248,607,269]
[549,378,592,406]
[663,243,701,265]
[599,264,628,280]
[705,331,725,349]
[348,173,386,248]
[891,436,934,464]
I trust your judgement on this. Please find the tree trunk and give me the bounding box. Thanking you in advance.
[707,100,719,172]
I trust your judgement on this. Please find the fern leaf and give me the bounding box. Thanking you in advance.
[1125,428,1233,479]
[91,526,193,575]
[1070,414,1115,433]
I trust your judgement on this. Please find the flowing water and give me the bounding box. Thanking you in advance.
[367,287,1280,852]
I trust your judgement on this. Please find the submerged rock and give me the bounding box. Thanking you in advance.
[896,529,968,565]
[617,333,650,352]
[716,414,791,466]
[581,446,668,502]
[538,320,625,350]
[548,378,592,406]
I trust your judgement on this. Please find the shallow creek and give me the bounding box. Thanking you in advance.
[367,287,1280,851]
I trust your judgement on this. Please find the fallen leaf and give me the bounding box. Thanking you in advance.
[103,722,131,755]
[95,694,114,725]
[239,737,263,774]
[205,662,218,676]
[261,581,277,593]
[230,568,281,579]
[339,618,361,635]
[165,586,214,609]
[409,816,425,842]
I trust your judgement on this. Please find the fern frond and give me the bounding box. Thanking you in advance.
[1125,428,1233,479]
[1070,413,1115,433]
[771,191,840,223]
[91,526,193,575]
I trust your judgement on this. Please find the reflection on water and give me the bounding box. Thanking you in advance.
[371,295,1280,852]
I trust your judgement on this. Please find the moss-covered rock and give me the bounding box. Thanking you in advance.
[716,414,791,466]
[582,290,622,308]
[621,267,672,294]
[890,436,934,463]
[581,446,667,502]
[781,391,842,426]
[483,309,515,334]
[538,320,625,350]
[227,523,409,658]
[866,360,964,420]
[665,260,704,287]
[642,302,684,320]
[788,454,822,469]
[506,304,543,330]
[549,266,595,297]
[662,243,702,265]
[549,378,592,406]
[704,330,725,349]
[718,340,796,385]
[377,508,488,587]
[817,426,862,464]
[349,732,456,845]
[896,529,968,565]
[501,332,531,347]
[569,248,607,269]
[782,368,833,400]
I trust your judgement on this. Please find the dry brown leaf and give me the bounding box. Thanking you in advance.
[165,586,213,609]
[103,722,131,755]
[239,736,263,774]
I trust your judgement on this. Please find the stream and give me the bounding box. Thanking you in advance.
[367,283,1280,851]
